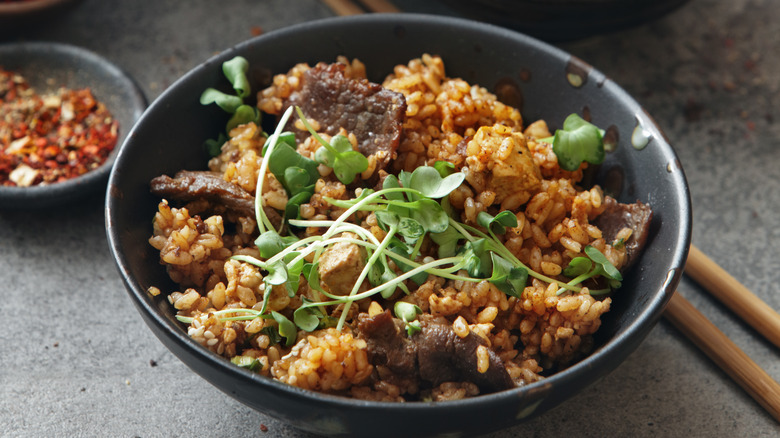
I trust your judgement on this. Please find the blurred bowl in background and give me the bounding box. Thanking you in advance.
[0,0,82,35]
[439,0,689,41]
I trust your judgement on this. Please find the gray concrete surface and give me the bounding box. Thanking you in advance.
[2,0,779,436]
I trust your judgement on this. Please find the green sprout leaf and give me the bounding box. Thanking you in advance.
[222,56,251,99]
[388,242,428,286]
[584,245,623,282]
[549,113,606,171]
[231,355,263,372]
[398,170,414,199]
[284,167,315,196]
[430,225,462,258]
[398,217,424,239]
[226,104,260,132]
[264,260,288,286]
[303,262,325,294]
[259,129,319,220]
[201,56,258,164]
[255,230,286,259]
[408,166,465,199]
[333,151,369,185]
[559,245,623,296]
[374,210,400,230]
[408,198,449,234]
[406,321,422,336]
[265,141,319,196]
[200,88,243,113]
[378,267,400,299]
[284,252,305,297]
[314,134,352,166]
[433,160,456,177]
[271,311,297,347]
[261,325,283,345]
[285,190,314,221]
[296,108,369,184]
[293,299,323,332]
[458,238,492,278]
[394,301,422,321]
[381,175,406,202]
[394,301,423,336]
[563,256,593,278]
[204,133,226,157]
[477,210,518,235]
[488,253,528,298]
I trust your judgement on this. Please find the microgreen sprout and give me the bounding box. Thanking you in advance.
[176,308,298,346]
[394,301,422,336]
[558,245,623,295]
[254,105,296,234]
[200,56,260,157]
[231,355,263,371]
[295,106,369,184]
[259,130,319,221]
[476,210,518,235]
[539,113,606,171]
[433,160,456,177]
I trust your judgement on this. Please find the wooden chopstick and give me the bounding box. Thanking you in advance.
[664,244,780,422]
[320,0,399,16]
[320,0,364,15]
[664,292,780,422]
[685,244,780,349]
[356,0,400,13]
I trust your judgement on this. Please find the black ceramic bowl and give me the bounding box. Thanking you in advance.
[0,42,146,209]
[106,14,691,438]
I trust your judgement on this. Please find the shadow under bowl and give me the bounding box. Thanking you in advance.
[106,13,691,438]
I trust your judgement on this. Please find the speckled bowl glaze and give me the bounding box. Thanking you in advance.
[106,14,691,438]
[0,42,146,209]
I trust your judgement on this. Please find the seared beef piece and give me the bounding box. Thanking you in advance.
[283,63,406,170]
[357,311,417,377]
[594,196,653,269]
[151,170,254,215]
[356,311,514,394]
[416,315,514,392]
[150,170,281,227]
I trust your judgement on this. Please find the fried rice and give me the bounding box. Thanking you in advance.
[147,54,639,402]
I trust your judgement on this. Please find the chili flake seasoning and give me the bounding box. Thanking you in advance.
[0,67,119,187]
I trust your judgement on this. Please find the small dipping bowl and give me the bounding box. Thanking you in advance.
[0,41,146,209]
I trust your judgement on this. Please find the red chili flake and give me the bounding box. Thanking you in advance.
[0,67,119,187]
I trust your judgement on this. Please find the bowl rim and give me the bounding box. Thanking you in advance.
[0,41,147,208]
[107,11,691,418]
